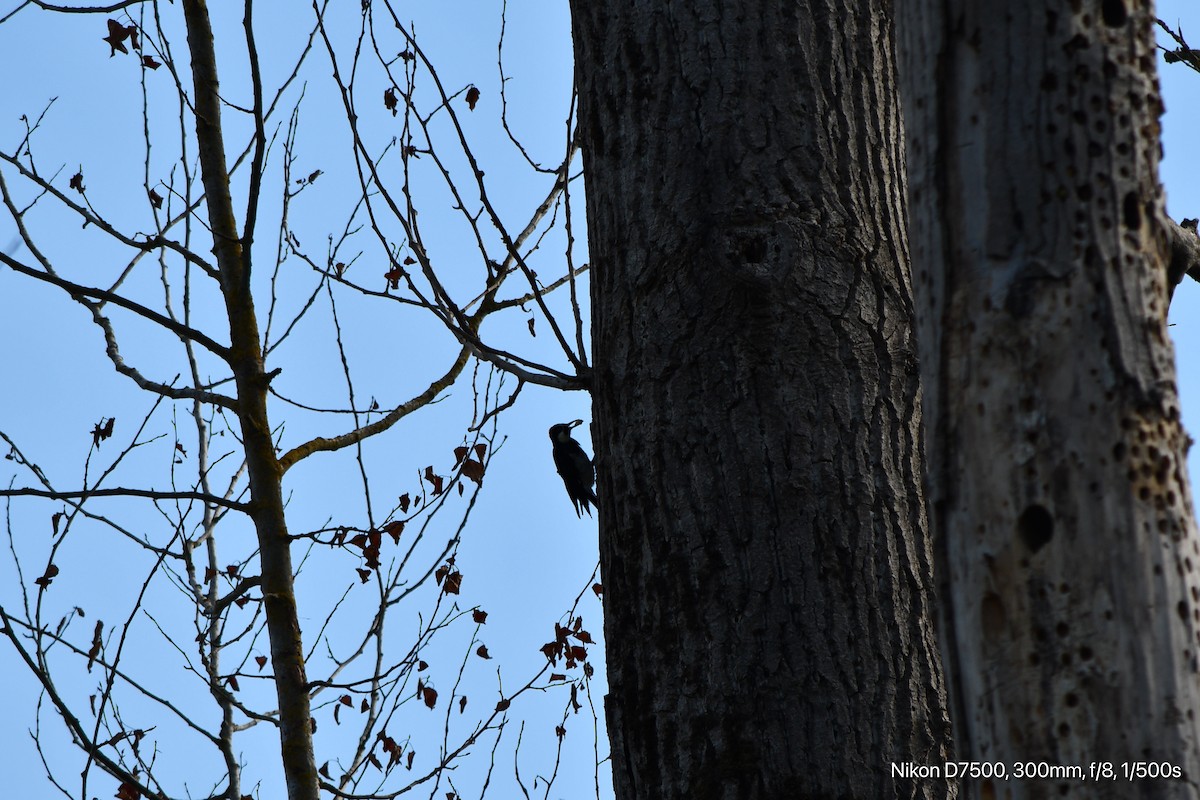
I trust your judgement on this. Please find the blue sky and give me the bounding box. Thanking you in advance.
[1,2,1198,799]
[0,2,603,798]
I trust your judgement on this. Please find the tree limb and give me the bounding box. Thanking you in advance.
[0,252,232,359]
[277,345,471,473]
[1168,216,1200,300]
[0,486,252,511]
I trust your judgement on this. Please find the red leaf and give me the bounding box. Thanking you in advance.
[460,458,484,485]
[495,698,510,712]
[34,563,59,589]
[407,750,415,770]
[91,416,114,446]
[573,630,594,644]
[383,520,404,543]
[115,780,141,800]
[70,171,85,193]
[255,655,267,669]
[453,446,468,466]
[86,621,103,672]
[592,583,604,597]
[459,696,467,714]
[384,267,404,289]
[384,87,398,116]
[555,725,566,740]
[148,188,163,208]
[442,570,462,595]
[319,762,331,779]
[226,675,239,691]
[549,673,566,682]
[51,511,63,536]
[476,644,490,659]
[472,609,487,624]
[424,465,444,495]
[340,695,353,707]
[422,685,437,709]
[474,443,487,460]
[363,528,382,569]
[234,596,250,609]
[356,568,372,583]
[141,55,161,70]
[398,493,411,512]
[333,703,341,725]
[103,19,131,56]
[418,660,428,671]
[465,85,480,110]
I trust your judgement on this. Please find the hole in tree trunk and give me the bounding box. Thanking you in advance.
[1018,504,1054,553]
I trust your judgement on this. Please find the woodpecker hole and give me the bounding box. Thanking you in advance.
[1122,191,1141,230]
[740,234,767,264]
[1101,0,1127,27]
[1018,504,1054,553]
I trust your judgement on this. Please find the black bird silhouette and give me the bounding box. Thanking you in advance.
[549,419,597,517]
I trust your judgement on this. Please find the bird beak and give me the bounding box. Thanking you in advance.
[568,419,583,429]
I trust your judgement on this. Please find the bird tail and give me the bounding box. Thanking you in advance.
[581,488,598,517]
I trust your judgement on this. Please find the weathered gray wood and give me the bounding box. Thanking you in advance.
[899,3,1200,797]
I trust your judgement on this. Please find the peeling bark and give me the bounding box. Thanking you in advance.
[899,3,1200,797]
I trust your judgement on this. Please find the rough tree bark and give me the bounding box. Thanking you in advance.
[899,2,1200,797]
[571,2,952,797]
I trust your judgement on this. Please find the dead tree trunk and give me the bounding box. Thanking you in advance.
[899,2,1200,797]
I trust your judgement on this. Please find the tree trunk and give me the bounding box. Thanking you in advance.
[571,2,952,797]
[182,3,318,799]
[898,2,1200,797]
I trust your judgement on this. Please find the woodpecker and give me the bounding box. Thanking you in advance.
[549,419,597,518]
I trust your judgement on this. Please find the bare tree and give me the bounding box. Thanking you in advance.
[0,2,598,800]
[899,2,1200,797]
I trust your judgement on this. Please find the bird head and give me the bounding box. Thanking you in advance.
[548,419,583,442]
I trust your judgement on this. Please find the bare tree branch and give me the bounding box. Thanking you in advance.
[1168,216,1200,299]
[0,252,232,359]
[0,486,251,511]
